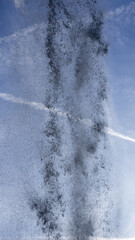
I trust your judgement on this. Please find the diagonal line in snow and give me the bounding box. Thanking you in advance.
[106,128,135,143]
[0,92,135,143]
[0,22,45,44]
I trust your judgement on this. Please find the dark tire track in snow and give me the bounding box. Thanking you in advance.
[29,1,113,239]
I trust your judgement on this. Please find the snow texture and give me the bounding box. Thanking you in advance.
[0,0,115,239]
